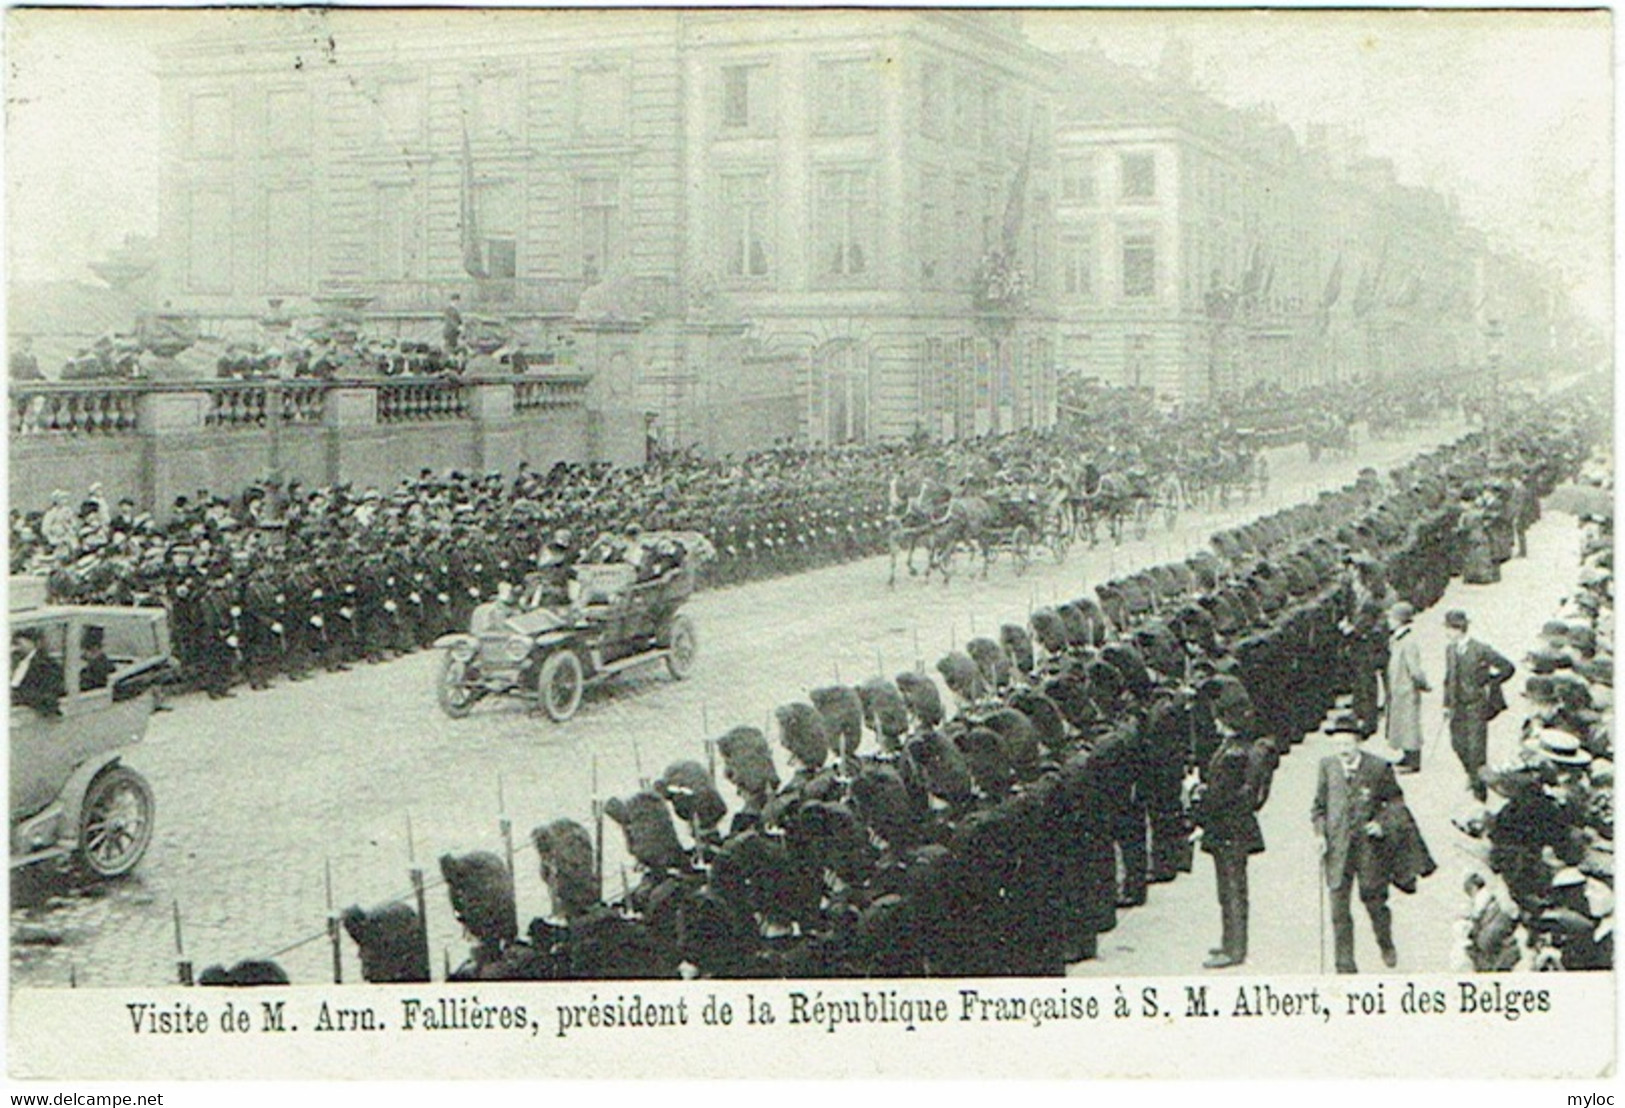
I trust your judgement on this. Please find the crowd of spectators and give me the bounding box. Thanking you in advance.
[1454,452,1613,972]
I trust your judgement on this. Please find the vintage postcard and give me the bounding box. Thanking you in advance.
[5,4,1613,1087]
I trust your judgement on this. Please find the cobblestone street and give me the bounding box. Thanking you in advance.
[12,420,1471,987]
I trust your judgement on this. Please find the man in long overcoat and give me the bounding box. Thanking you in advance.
[1383,601,1430,773]
[1312,714,1402,973]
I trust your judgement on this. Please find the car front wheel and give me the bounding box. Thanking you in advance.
[538,650,584,722]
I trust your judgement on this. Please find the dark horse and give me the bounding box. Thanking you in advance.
[923,493,996,582]
[887,477,949,586]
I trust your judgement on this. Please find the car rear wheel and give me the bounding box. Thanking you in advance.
[538,649,584,722]
[77,765,155,879]
[666,616,698,680]
[437,652,478,719]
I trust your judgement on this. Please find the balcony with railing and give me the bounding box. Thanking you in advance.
[10,373,591,437]
[11,383,142,437]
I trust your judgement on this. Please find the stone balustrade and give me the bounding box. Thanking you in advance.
[8,373,625,519]
[11,383,142,437]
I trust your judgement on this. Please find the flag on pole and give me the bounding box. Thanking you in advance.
[1321,254,1345,309]
[1000,119,1036,255]
[459,111,486,279]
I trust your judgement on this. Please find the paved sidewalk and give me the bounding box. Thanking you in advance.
[1072,507,1583,976]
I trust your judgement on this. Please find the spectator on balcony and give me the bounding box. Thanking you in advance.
[443,293,464,354]
[9,336,41,381]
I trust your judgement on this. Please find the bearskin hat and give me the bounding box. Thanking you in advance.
[1199,674,1256,732]
[957,726,1014,796]
[810,685,865,757]
[655,761,728,832]
[1008,688,1069,753]
[1000,623,1036,676]
[982,706,1041,779]
[908,730,976,805]
[1100,642,1155,700]
[717,725,779,798]
[1083,658,1124,710]
[895,670,946,729]
[530,818,600,920]
[342,902,430,984]
[439,851,518,946]
[604,791,685,870]
[1043,672,1095,731]
[783,800,870,878]
[1056,603,1093,650]
[937,651,987,706]
[850,763,921,849]
[1133,622,1184,677]
[197,960,291,986]
[857,677,911,750]
[1030,607,1070,655]
[674,887,757,977]
[966,636,1013,694]
[775,702,830,770]
[710,829,819,928]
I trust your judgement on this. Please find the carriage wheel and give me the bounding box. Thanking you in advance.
[665,616,698,680]
[437,652,477,719]
[77,765,155,879]
[1011,526,1033,575]
[537,649,585,722]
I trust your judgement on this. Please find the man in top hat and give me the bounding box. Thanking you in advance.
[1442,610,1515,802]
[1312,712,1403,973]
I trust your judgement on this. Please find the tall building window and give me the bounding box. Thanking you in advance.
[574,66,626,140]
[919,62,944,137]
[372,184,422,280]
[918,168,943,285]
[1060,156,1096,204]
[1122,231,1157,298]
[478,179,521,279]
[816,168,873,281]
[378,80,423,150]
[1060,234,1093,298]
[952,174,973,279]
[577,175,620,282]
[186,188,233,292]
[265,88,308,154]
[952,74,975,142]
[1061,333,1093,379]
[472,71,523,144]
[722,66,749,128]
[263,186,309,291]
[189,92,232,158]
[814,60,877,135]
[720,171,771,278]
[1121,152,1156,203]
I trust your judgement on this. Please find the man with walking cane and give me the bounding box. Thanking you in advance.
[1311,712,1433,973]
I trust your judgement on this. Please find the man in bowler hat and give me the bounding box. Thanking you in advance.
[1441,609,1514,801]
[1312,713,1401,973]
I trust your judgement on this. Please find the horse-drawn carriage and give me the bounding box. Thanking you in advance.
[887,476,1069,584]
[433,532,713,722]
